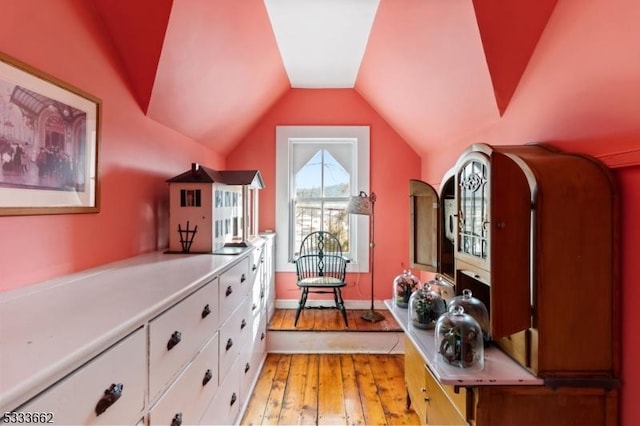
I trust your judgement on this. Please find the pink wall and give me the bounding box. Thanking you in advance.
[0,0,222,291]
[227,89,422,302]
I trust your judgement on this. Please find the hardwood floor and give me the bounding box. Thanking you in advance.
[268,308,402,332]
[240,353,420,425]
[242,309,416,425]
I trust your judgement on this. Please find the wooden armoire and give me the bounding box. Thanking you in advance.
[405,143,620,425]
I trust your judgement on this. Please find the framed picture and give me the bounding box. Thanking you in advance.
[0,51,100,216]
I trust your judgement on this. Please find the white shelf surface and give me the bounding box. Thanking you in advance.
[385,300,543,386]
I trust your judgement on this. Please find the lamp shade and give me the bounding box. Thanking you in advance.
[347,191,375,216]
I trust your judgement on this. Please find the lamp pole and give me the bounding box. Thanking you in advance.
[361,192,384,322]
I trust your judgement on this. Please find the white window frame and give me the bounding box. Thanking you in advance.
[275,125,370,273]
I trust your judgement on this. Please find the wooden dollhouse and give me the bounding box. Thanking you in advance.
[166,163,264,254]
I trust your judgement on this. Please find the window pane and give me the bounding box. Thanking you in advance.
[293,200,350,254]
[295,149,350,198]
[295,150,322,198]
[323,201,350,251]
[323,151,350,197]
[294,200,322,252]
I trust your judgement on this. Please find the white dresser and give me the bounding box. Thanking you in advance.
[0,234,275,425]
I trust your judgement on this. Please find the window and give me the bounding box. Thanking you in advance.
[275,126,370,272]
[293,148,350,253]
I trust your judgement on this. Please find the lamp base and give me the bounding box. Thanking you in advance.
[361,309,385,323]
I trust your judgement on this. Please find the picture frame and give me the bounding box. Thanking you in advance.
[0,51,100,216]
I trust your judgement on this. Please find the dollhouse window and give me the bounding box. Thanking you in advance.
[180,189,201,207]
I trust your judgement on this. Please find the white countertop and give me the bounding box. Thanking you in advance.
[0,249,253,412]
[385,300,543,386]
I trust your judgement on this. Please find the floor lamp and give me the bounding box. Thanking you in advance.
[347,191,385,322]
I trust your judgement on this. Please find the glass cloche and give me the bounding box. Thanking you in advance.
[424,275,455,304]
[409,283,446,329]
[393,269,420,308]
[435,305,484,369]
[449,289,490,343]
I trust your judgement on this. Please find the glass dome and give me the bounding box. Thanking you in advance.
[435,305,484,369]
[449,289,490,343]
[409,283,446,329]
[393,269,420,308]
[425,275,455,304]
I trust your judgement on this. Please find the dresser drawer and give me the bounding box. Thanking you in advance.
[149,280,219,400]
[148,333,219,426]
[251,265,265,314]
[424,363,468,425]
[218,297,251,384]
[249,245,264,285]
[14,328,145,426]
[251,309,267,348]
[240,312,267,397]
[405,336,428,424]
[200,357,241,426]
[219,258,249,320]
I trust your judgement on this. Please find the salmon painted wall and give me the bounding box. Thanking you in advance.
[417,1,640,424]
[0,0,222,291]
[226,89,422,303]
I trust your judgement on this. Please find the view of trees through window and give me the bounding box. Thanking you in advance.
[294,148,350,254]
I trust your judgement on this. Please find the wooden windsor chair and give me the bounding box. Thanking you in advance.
[293,231,350,327]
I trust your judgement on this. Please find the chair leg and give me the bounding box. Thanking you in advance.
[295,287,309,326]
[334,287,348,327]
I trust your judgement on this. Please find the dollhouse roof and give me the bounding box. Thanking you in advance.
[167,163,264,188]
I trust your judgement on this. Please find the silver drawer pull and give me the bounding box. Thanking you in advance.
[95,383,123,416]
[167,331,182,351]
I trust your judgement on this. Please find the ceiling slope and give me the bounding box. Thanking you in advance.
[92,0,289,155]
[472,0,558,115]
[90,0,172,113]
[355,0,499,155]
[90,0,558,158]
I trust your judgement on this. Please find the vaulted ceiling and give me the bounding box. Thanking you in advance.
[90,0,558,156]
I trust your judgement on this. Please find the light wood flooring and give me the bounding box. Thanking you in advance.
[268,308,402,332]
[240,353,420,425]
[241,309,418,425]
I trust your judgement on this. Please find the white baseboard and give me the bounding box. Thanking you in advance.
[275,299,388,310]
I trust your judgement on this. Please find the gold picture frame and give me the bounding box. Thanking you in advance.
[0,51,100,216]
